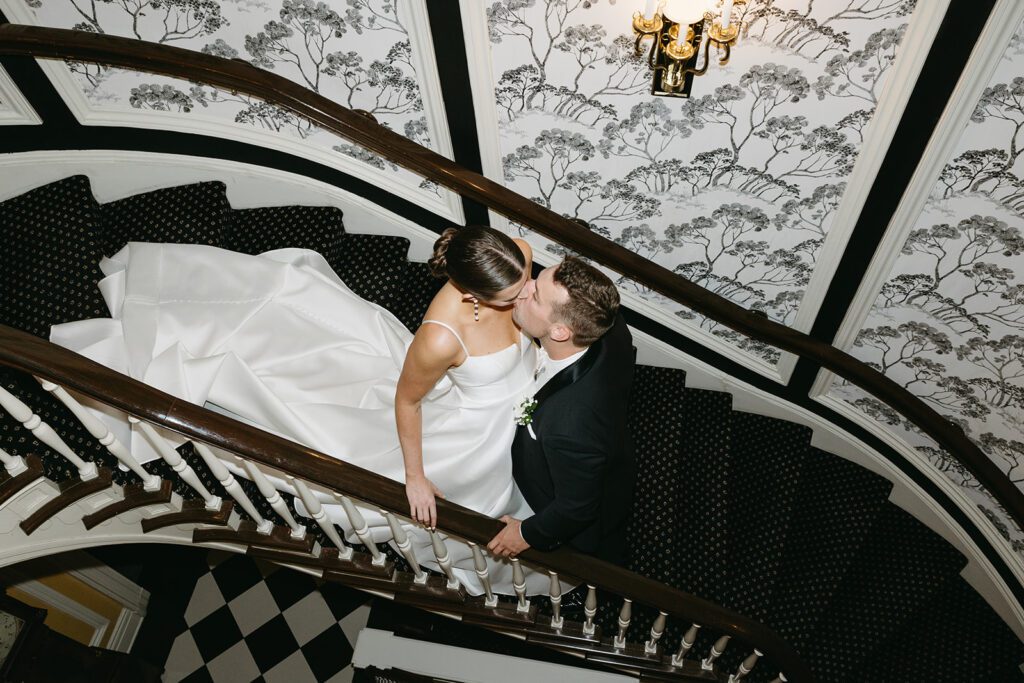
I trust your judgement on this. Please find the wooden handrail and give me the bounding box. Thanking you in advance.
[1,24,1016,537]
[0,322,813,680]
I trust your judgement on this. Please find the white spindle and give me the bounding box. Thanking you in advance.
[672,623,702,667]
[582,585,598,636]
[135,419,220,509]
[0,446,28,477]
[242,459,305,540]
[384,511,427,584]
[548,571,564,629]
[468,542,497,607]
[39,380,160,491]
[645,611,668,654]
[614,598,633,649]
[702,634,731,671]
[768,674,788,683]
[338,496,385,565]
[294,478,352,559]
[0,384,97,481]
[510,558,530,613]
[729,649,763,682]
[429,531,460,590]
[193,443,272,533]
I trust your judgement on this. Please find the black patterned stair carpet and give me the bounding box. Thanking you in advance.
[676,387,733,605]
[3,178,1024,681]
[803,504,967,681]
[722,411,812,621]
[98,181,230,256]
[758,448,893,654]
[855,574,1024,683]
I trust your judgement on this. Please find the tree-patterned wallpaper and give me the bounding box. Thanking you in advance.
[3,0,450,206]
[483,0,917,363]
[832,17,1024,554]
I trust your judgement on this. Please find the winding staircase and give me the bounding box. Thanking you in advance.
[0,175,1021,682]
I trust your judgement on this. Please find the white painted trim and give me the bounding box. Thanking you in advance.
[629,324,1024,640]
[0,150,443,261]
[0,66,41,126]
[353,628,635,682]
[810,0,1024,398]
[778,0,954,380]
[8,577,110,646]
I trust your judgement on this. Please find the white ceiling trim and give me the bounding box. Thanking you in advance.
[0,65,41,126]
[459,0,784,383]
[775,0,953,382]
[810,0,1024,399]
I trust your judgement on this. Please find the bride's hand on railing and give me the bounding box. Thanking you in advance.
[406,473,444,529]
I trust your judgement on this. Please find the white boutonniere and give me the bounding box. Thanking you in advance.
[513,396,538,426]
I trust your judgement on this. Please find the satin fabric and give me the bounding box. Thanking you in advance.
[50,243,561,595]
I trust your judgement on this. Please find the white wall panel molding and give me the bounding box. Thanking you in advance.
[0,65,41,126]
[774,0,953,382]
[810,0,1024,398]
[631,324,1024,640]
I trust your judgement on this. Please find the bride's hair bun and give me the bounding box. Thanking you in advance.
[428,227,458,279]
[428,225,526,301]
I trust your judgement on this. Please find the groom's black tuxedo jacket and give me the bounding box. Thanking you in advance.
[512,314,636,565]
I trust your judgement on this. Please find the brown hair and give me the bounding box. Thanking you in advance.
[428,226,526,300]
[551,256,619,347]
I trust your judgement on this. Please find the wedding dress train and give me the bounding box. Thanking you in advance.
[50,242,553,595]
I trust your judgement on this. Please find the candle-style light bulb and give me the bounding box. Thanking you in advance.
[643,0,657,18]
[721,0,734,29]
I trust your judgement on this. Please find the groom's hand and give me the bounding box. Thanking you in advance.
[488,515,530,558]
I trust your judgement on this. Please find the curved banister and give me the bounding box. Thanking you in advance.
[0,25,1020,536]
[0,322,813,680]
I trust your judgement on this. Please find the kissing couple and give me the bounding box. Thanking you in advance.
[51,225,636,595]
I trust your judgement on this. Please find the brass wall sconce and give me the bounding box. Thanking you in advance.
[633,0,745,98]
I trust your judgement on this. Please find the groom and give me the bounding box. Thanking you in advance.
[488,256,636,566]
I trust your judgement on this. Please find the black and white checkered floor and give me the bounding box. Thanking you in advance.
[159,550,371,682]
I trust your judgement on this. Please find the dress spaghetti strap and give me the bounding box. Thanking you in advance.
[421,319,470,358]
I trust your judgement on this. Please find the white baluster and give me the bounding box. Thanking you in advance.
[645,611,668,654]
[672,623,701,667]
[582,585,598,636]
[293,478,353,559]
[135,419,220,509]
[0,446,28,477]
[614,598,633,649]
[768,674,788,683]
[548,571,564,629]
[384,510,427,584]
[338,496,385,566]
[702,634,731,671]
[38,380,160,491]
[193,443,272,533]
[429,531,460,590]
[729,649,763,682]
[468,542,497,607]
[0,384,97,481]
[510,558,530,613]
[242,459,305,540]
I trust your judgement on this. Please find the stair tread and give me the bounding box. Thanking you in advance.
[223,205,346,266]
[98,180,230,256]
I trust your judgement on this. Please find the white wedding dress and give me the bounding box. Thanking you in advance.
[50,242,554,595]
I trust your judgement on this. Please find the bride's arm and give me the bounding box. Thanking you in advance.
[395,326,463,529]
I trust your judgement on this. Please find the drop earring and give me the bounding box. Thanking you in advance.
[473,300,480,322]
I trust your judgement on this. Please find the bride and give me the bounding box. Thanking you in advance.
[50,226,555,595]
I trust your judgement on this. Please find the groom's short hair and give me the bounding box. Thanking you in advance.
[551,256,619,347]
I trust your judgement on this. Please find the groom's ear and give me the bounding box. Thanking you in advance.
[549,323,572,343]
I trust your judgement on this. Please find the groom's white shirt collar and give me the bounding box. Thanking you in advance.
[533,346,587,393]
